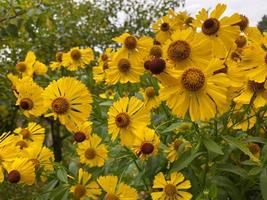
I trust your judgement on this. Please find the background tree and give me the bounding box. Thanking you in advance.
[258,15,267,32]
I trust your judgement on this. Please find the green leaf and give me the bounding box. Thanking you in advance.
[221,135,259,162]
[260,168,267,200]
[248,167,263,176]
[170,151,204,173]
[57,168,68,183]
[217,164,248,178]
[203,138,224,155]
[161,122,180,133]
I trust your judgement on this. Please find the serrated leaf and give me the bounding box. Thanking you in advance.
[203,138,224,155]
[222,135,259,162]
[260,168,267,200]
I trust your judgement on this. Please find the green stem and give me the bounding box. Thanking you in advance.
[133,159,149,191]
[50,120,62,162]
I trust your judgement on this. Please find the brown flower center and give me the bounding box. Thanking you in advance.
[85,148,96,160]
[29,158,40,170]
[148,58,166,74]
[181,68,205,91]
[74,131,86,143]
[164,184,177,197]
[144,60,151,70]
[185,17,194,26]
[103,61,109,71]
[202,18,220,35]
[71,49,82,60]
[160,22,170,32]
[153,40,161,45]
[56,52,63,62]
[145,87,155,98]
[213,65,227,75]
[124,36,137,50]
[52,97,69,114]
[74,184,86,199]
[101,53,108,61]
[16,140,28,149]
[248,143,260,155]
[16,62,27,72]
[234,15,249,31]
[19,98,34,110]
[231,51,242,62]
[248,80,265,93]
[167,40,191,61]
[235,36,247,48]
[150,45,163,58]
[105,193,119,200]
[20,128,31,139]
[265,53,267,64]
[174,140,183,150]
[115,112,130,128]
[8,170,21,184]
[141,142,154,155]
[118,58,131,73]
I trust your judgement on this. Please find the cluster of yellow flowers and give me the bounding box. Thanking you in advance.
[3,3,267,200]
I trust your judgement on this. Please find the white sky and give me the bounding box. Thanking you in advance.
[181,0,267,26]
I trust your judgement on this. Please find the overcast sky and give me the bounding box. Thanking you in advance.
[180,0,267,26]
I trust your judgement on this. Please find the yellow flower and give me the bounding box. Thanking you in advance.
[160,59,229,121]
[7,73,20,94]
[15,77,47,117]
[165,138,192,163]
[108,96,150,147]
[151,172,192,200]
[97,175,138,200]
[228,108,256,131]
[152,12,177,44]
[20,144,54,172]
[77,134,108,167]
[132,127,160,160]
[106,54,144,84]
[34,61,48,75]
[140,86,161,110]
[42,77,92,130]
[241,42,267,82]
[50,52,63,71]
[14,122,45,145]
[93,48,113,83]
[62,47,94,71]
[15,51,36,76]
[145,57,179,87]
[0,135,20,183]
[99,89,115,100]
[234,80,267,108]
[162,28,211,70]
[70,121,92,143]
[6,158,35,185]
[70,168,101,200]
[113,33,153,63]
[192,3,241,57]
[173,11,194,30]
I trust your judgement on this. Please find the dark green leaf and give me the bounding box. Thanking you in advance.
[203,138,224,155]
[261,168,267,200]
[56,168,68,183]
